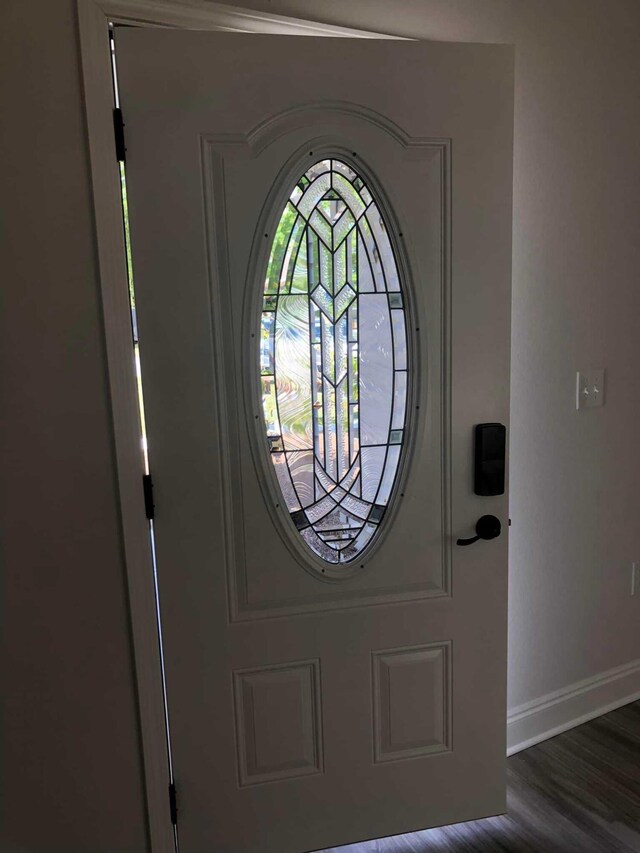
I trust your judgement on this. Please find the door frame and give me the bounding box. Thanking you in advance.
[75,2,391,850]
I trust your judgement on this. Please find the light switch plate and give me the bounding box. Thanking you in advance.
[576,369,605,410]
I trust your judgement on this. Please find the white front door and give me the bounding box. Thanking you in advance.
[117,30,513,852]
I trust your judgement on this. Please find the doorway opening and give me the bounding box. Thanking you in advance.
[84,8,512,850]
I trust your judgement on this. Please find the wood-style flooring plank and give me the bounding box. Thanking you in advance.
[317,701,640,853]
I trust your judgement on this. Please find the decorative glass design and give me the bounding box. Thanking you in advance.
[259,158,409,565]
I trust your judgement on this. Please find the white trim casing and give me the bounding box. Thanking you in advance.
[76,3,175,852]
[507,658,640,755]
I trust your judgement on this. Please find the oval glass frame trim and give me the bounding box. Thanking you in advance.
[257,156,411,571]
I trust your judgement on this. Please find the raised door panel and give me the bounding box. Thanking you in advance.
[233,659,323,785]
[201,114,449,620]
[372,642,451,763]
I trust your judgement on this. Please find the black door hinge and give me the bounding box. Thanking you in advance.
[142,474,155,520]
[113,107,126,163]
[168,782,178,826]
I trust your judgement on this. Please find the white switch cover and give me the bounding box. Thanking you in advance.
[576,369,605,410]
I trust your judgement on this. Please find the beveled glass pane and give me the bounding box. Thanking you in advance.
[336,375,349,481]
[305,159,331,183]
[332,159,356,182]
[311,341,323,463]
[260,312,275,375]
[259,158,411,566]
[365,205,399,291]
[357,234,375,293]
[272,452,301,511]
[334,284,356,321]
[340,522,377,561]
[341,493,371,520]
[314,506,361,531]
[263,294,277,311]
[309,209,332,249]
[377,445,401,505]
[318,196,346,224]
[297,173,331,218]
[321,313,335,383]
[347,230,357,288]
[265,203,297,293]
[261,375,280,437]
[332,172,366,219]
[392,371,407,431]
[280,215,305,293]
[333,239,347,289]
[349,404,360,463]
[352,473,361,498]
[391,309,407,369]
[275,295,312,450]
[312,285,334,323]
[315,460,337,495]
[358,217,384,291]
[360,445,386,503]
[301,527,339,563]
[287,450,314,508]
[308,231,320,288]
[306,493,337,525]
[319,242,333,293]
[335,314,348,384]
[322,377,337,482]
[348,341,358,398]
[359,294,393,446]
[333,209,355,250]
[339,458,360,491]
[359,183,372,206]
[331,484,347,503]
[290,230,308,293]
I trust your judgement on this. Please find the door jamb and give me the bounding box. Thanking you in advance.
[75,2,389,849]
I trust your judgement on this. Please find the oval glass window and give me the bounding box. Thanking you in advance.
[259,158,409,566]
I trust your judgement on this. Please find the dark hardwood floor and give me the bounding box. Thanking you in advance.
[320,701,640,853]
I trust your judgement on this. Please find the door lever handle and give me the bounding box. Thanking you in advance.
[456,514,501,546]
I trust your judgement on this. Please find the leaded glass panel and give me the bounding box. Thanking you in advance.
[259,158,409,565]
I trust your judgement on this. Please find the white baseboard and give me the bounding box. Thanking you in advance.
[507,658,640,756]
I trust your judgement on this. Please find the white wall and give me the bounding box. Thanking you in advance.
[237,0,640,732]
[2,1,639,849]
